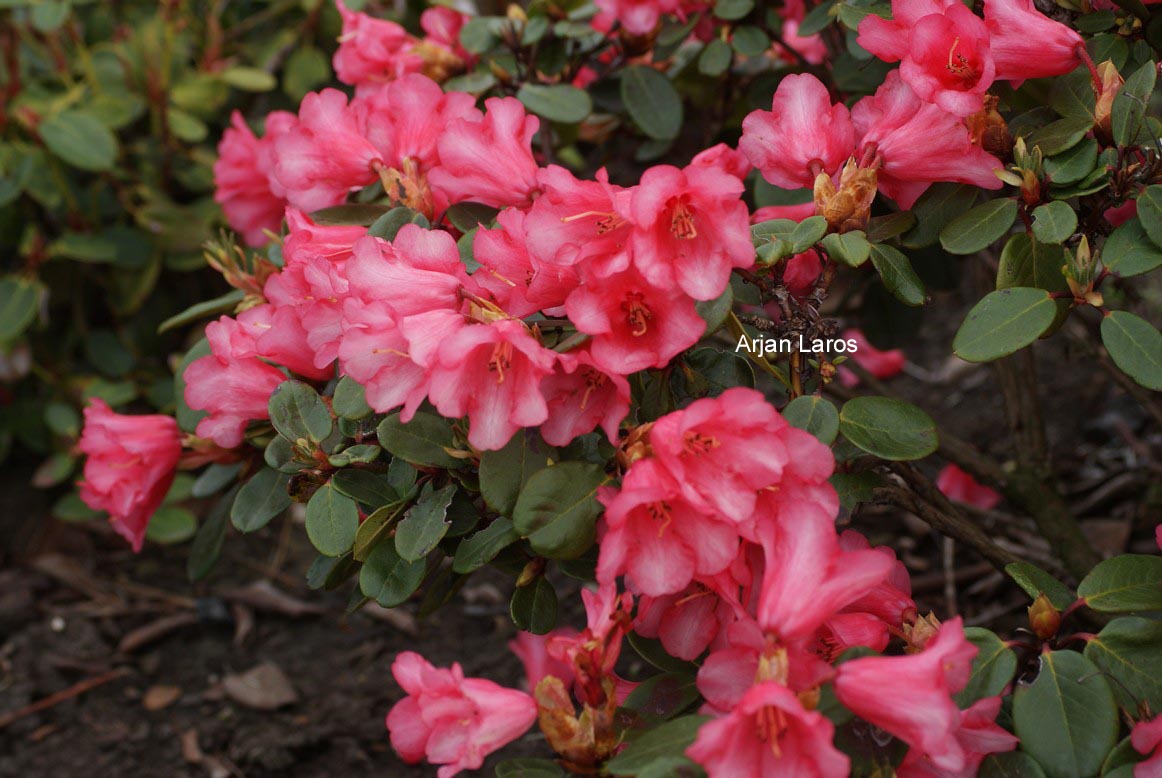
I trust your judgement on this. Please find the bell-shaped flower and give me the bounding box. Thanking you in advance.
[430,97,540,208]
[539,347,630,446]
[983,0,1083,81]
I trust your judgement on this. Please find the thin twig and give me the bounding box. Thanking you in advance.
[0,669,130,729]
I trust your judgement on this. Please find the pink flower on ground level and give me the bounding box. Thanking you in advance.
[740,74,856,190]
[1132,715,1162,778]
[629,163,753,301]
[77,399,182,552]
[838,328,906,387]
[386,651,538,778]
[686,681,849,777]
[213,111,295,247]
[834,617,979,773]
[983,0,1082,81]
[937,463,1002,510]
[897,696,1018,777]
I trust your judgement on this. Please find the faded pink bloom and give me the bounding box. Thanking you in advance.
[77,399,182,552]
[1132,715,1162,778]
[897,696,1018,777]
[539,347,630,446]
[740,74,856,189]
[853,71,1003,208]
[546,584,635,706]
[523,166,634,278]
[858,0,995,116]
[983,0,1082,81]
[508,629,578,691]
[430,97,540,208]
[184,316,287,449]
[386,651,538,778]
[629,163,753,301]
[594,0,681,35]
[419,319,557,451]
[564,265,704,374]
[686,681,849,777]
[274,89,382,211]
[834,617,979,773]
[937,463,1002,510]
[597,458,741,597]
[213,111,295,246]
[839,328,906,387]
[333,0,422,87]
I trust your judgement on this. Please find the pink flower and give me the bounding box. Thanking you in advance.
[472,207,580,317]
[1132,715,1162,778]
[430,97,540,209]
[523,166,633,278]
[343,230,469,314]
[785,250,823,298]
[740,74,856,190]
[1105,199,1138,228]
[509,629,578,691]
[629,164,753,301]
[419,319,556,451]
[420,7,471,58]
[836,530,916,628]
[564,265,704,374]
[386,651,538,778]
[983,0,1082,81]
[897,696,1018,777]
[686,681,849,777]
[282,208,367,265]
[539,347,630,446]
[333,0,421,88]
[593,0,681,35]
[634,584,735,661]
[838,328,906,386]
[274,89,382,212]
[834,617,979,773]
[597,458,741,596]
[236,304,332,380]
[690,143,752,180]
[546,584,634,706]
[213,111,295,246]
[339,300,441,418]
[77,399,182,552]
[184,316,287,449]
[752,201,817,224]
[937,463,1002,510]
[858,0,995,116]
[853,71,1003,208]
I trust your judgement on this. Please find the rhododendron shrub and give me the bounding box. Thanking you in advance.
[58,0,1162,774]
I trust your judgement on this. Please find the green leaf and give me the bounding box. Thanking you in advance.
[353,503,405,562]
[359,540,425,607]
[790,216,828,253]
[1049,68,1097,120]
[158,289,245,334]
[821,230,870,267]
[331,469,399,509]
[979,752,1049,777]
[731,25,770,56]
[1078,554,1162,612]
[838,396,938,461]
[695,284,734,334]
[512,462,608,559]
[459,16,501,53]
[940,199,1019,255]
[312,203,390,226]
[188,486,238,582]
[146,507,198,545]
[494,758,565,778]
[798,0,837,34]
[829,471,884,511]
[283,45,330,101]
[997,234,1070,293]
[1031,201,1078,244]
[230,467,291,533]
[395,484,455,561]
[621,672,700,722]
[0,275,44,342]
[1044,139,1098,186]
[1112,61,1156,147]
[1084,617,1162,711]
[837,1,891,28]
[377,412,462,468]
[1100,312,1162,391]
[327,444,381,468]
[621,66,683,141]
[1005,562,1076,610]
[444,202,499,233]
[902,183,980,249]
[783,395,839,445]
[39,110,118,172]
[219,66,277,92]
[269,381,332,444]
[1101,738,1144,777]
[714,0,753,19]
[510,577,558,634]
[953,288,1058,363]
[698,39,733,77]
[869,244,926,306]
[1012,651,1118,778]
[516,83,592,123]
[479,429,558,517]
[367,206,427,239]
[956,627,1018,707]
[452,518,521,573]
[305,483,359,557]
[1137,185,1162,247]
[605,715,709,775]
[1103,219,1162,277]
[865,210,917,243]
[1025,116,1094,156]
[332,376,373,420]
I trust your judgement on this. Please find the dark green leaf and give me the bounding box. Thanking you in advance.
[1005,562,1076,610]
[821,230,870,267]
[790,215,828,253]
[1112,61,1156,147]
[231,467,291,532]
[1012,651,1118,778]
[444,202,500,233]
[838,396,938,460]
[311,203,389,226]
[269,381,332,444]
[516,83,592,123]
[621,66,683,141]
[158,289,245,334]
[979,752,1049,777]
[864,210,916,242]
[331,469,399,509]
[305,483,359,557]
[714,0,753,19]
[510,577,558,634]
[694,284,734,334]
[353,503,405,561]
[956,627,1018,707]
[367,206,427,239]
[512,462,608,559]
[605,715,709,775]
[377,412,462,468]
[1084,617,1162,711]
[869,244,926,306]
[395,484,455,561]
[829,471,884,511]
[0,275,44,342]
[146,507,198,544]
[1137,185,1162,247]
[1025,116,1094,156]
[495,758,565,778]
[953,288,1058,363]
[698,39,732,76]
[39,110,118,171]
[188,486,238,581]
[1103,219,1162,277]
[359,540,425,607]
[1101,312,1162,391]
[730,25,769,56]
[1044,139,1098,186]
[479,429,558,517]
[452,518,521,573]
[1030,201,1078,244]
[622,672,700,721]
[332,376,373,420]
[327,444,381,467]
[783,395,839,445]
[940,199,1019,255]
[1078,554,1162,612]
[902,184,980,249]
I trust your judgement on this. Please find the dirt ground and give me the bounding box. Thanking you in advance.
[1,268,1158,777]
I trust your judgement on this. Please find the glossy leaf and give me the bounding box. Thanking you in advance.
[1077,554,1162,612]
[783,395,840,445]
[940,199,1019,255]
[869,244,926,306]
[953,288,1058,363]
[377,412,462,468]
[838,396,938,460]
[1101,312,1162,391]
[512,462,608,559]
[955,627,1018,707]
[1084,617,1162,711]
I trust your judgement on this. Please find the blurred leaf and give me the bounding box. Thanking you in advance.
[698,39,732,76]
[39,110,118,172]
[516,83,592,123]
[219,66,277,92]
[284,45,330,100]
[621,66,683,141]
[0,275,44,342]
[605,715,709,775]
[783,395,839,445]
[510,577,558,634]
[146,506,198,544]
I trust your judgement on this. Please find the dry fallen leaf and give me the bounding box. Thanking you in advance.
[221,662,298,711]
[142,684,182,711]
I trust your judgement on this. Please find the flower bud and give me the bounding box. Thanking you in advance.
[903,611,942,653]
[1092,60,1124,143]
[967,95,1014,160]
[1027,593,1062,640]
[813,159,878,234]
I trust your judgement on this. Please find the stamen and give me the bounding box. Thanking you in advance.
[670,199,698,239]
[682,430,720,454]
[621,292,653,337]
[488,341,514,384]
